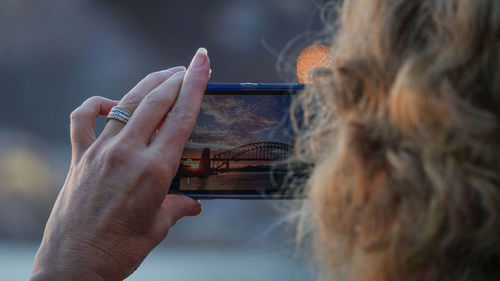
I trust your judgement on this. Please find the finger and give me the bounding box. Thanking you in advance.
[70,96,118,159]
[152,194,202,238]
[99,66,186,140]
[120,70,186,144]
[152,47,210,156]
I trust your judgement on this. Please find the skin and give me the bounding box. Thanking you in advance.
[29,48,211,281]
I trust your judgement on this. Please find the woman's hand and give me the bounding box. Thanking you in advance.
[29,48,210,281]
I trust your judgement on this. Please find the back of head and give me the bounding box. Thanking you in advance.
[294,0,500,280]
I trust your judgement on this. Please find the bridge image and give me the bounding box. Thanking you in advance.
[180,141,293,177]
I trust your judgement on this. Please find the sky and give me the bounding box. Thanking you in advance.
[182,93,293,159]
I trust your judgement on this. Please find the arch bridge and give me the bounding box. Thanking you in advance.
[211,141,293,169]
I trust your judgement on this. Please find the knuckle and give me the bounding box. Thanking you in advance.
[121,91,143,108]
[183,76,204,91]
[169,70,186,80]
[105,142,133,164]
[86,95,102,104]
[145,91,174,108]
[82,144,100,162]
[70,108,85,121]
[143,159,169,182]
[81,96,105,109]
[70,96,106,121]
[145,71,168,83]
[167,107,196,123]
[145,159,165,174]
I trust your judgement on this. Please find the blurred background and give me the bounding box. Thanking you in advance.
[0,0,330,280]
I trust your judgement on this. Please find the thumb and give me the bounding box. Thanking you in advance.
[152,194,202,239]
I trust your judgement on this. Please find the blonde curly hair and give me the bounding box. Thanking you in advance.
[292,0,500,280]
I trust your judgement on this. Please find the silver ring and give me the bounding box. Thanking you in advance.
[106,106,132,124]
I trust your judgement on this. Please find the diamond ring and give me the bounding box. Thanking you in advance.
[106,106,132,124]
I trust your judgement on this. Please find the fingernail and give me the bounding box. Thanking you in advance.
[209,68,212,77]
[197,199,202,205]
[190,47,208,68]
[174,66,187,71]
[162,66,186,73]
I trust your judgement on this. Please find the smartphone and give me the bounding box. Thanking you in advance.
[168,83,305,199]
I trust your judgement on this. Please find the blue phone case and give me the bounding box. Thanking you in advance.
[206,83,304,92]
[168,83,305,200]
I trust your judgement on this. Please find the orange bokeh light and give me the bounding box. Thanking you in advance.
[296,44,332,83]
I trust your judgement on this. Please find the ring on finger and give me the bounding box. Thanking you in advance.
[106,106,132,124]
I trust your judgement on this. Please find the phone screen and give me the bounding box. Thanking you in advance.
[175,91,294,195]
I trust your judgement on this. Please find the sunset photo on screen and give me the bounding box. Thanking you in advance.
[178,93,293,191]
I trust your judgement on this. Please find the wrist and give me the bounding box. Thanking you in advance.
[31,244,109,281]
[29,267,107,281]
[32,239,133,281]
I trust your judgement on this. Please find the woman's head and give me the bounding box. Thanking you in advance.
[294,0,500,280]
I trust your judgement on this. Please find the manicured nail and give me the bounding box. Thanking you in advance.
[190,47,208,68]
[162,66,186,73]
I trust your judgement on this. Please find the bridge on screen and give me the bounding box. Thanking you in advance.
[180,141,293,176]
